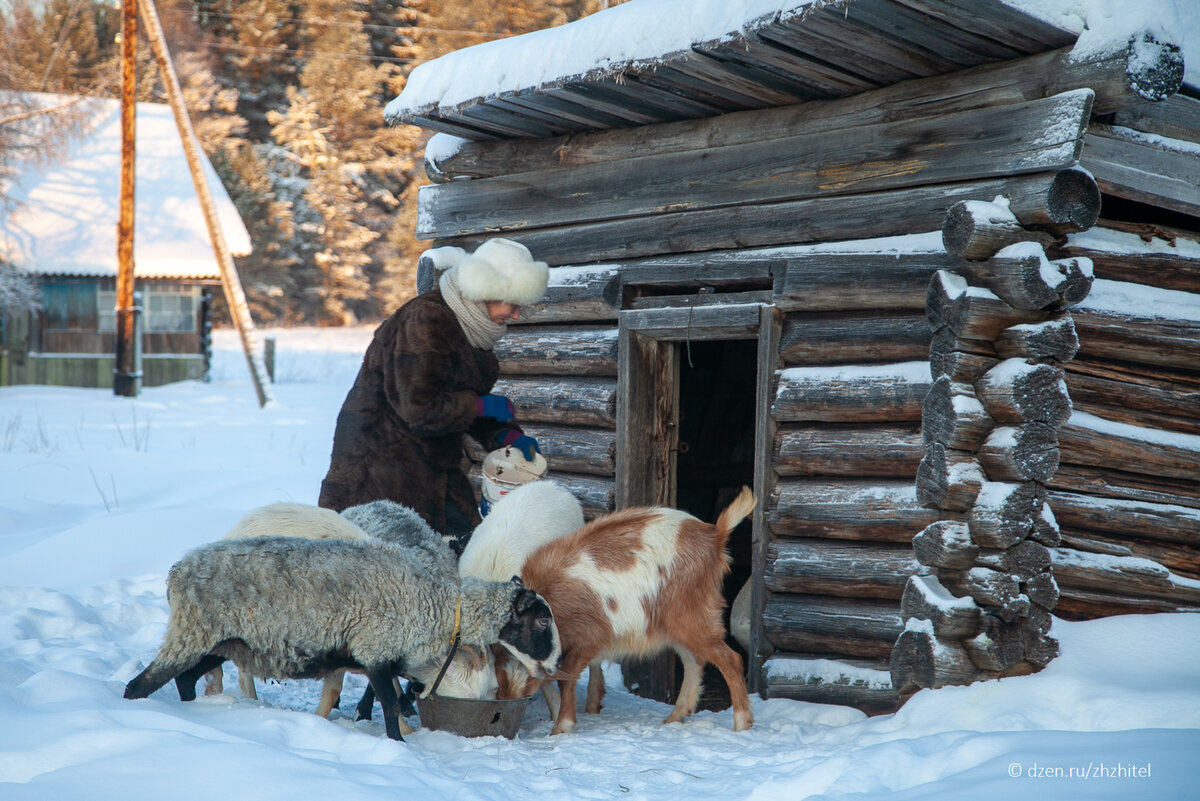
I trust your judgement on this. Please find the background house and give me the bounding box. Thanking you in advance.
[388,0,1200,715]
[0,93,251,388]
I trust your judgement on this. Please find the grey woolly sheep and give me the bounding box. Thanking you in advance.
[124,537,561,741]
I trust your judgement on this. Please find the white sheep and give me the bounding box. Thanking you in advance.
[123,536,561,741]
[457,480,587,716]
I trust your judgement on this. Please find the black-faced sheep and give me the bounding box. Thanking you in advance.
[508,487,756,735]
[123,537,561,741]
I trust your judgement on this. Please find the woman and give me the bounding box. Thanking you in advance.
[318,238,547,546]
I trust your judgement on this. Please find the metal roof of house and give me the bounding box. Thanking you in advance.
[386,0,1077,141]
[0,93,251,280]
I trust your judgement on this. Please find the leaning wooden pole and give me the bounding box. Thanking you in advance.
[114,0,139,397]
[138,0,273,406]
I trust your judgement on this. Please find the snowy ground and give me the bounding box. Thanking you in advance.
[1,326,1198,800]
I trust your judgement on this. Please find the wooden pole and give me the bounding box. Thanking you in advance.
[114,0,139,397]
[137,0,274,406]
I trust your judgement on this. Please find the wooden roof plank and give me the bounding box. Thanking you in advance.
[660,50,813,107]
[406,113,501,141]
[486,96,589,138]
[452,101,570,139]
[1081,125,1200,218]
[830,0,1025,66]
[551,82,679,126]
[507,87,640,131]
[698,33,877,98]
[892,0,1077,52]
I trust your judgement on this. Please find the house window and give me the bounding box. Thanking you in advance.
[97,286,198,333]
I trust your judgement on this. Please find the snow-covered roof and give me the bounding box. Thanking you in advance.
[385,0,1082,140]
[0,93,251,280]
[386,0,1198,143]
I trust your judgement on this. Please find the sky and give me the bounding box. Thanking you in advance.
[1,327,1197,801]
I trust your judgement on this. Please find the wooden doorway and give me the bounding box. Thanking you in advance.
[616,303,780,705]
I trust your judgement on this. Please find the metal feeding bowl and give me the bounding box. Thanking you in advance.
[416,694,530,739]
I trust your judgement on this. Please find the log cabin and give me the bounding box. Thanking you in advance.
[0,94,250,388]
[385,0,1200,715]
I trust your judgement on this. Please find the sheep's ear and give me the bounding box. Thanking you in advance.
[512,588,540,615]
[510,575,524,587]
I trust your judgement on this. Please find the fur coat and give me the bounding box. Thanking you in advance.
[318,290,515,538]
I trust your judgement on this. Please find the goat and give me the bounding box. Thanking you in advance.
[511,487,756,734]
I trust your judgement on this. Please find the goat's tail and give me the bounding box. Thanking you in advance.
[714,486,756,547]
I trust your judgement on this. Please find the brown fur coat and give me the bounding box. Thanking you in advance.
[318,290,515,537]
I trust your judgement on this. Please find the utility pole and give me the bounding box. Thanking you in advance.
[139,0,274,407]
[114,0,140,397]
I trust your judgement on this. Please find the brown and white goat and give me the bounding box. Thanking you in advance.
[511,486,756,734]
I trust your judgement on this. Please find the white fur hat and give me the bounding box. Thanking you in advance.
[455,238,549,306]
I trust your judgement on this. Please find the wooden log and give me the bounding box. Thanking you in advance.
[762,595,904,659]
[975,540,1052,581]
[926,270,1050,342]
[890,624,980,693]
[769,480,943,543]
[1064,368,1200,436]
[779,312,932,365]
[1057,527,1200,580]
[912,520,979,569]
[417,91,1094,239]
[953,246,1065,310]
[1053,588,1198,620]
[1050,547,1200,606]
[1108,92,1200,145]
[492,376,616,430]
[1030,500,1062,548]
[993,315,1079,363]
[968,480,1043,549]
[762,654,900,715]
[516,264,621,324]
[1071,305,1200,372]
[977,422,1061,483]
[773,424,924,478]
[975,359,1072,428]
[941,567,1023,610]
[617,304,763,341]
[519,424,614,477]
[1059,411,1200,483]
[494,325,618,377]
[1055,257,1095,306]
[1059,225,1200,294]
[1046,489,1200,547]
[928,328,999,383]
[900,575,981,638]
[964,614,1059,671]
[431,170,1103,267]
[423,38,1181,181]
[1049,463,1200,510]
[1022,570,1061,611]
[916,442,985,512]
[773,252,957,313]
[942,198,1055,261]
[921,376,994,451]
[772,363,930,423]
[765,539,924,600]
[1081,123,1200,218]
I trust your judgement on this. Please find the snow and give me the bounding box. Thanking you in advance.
[1066,226,1200,258]
[1076,278,1200,322]
[1070,409,1200,451]
[1,327,1199,800]
[780,360,931,384]
[387,0,1200,119]
[0,93,251,279]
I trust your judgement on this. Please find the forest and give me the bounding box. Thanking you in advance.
[0,0,617,324]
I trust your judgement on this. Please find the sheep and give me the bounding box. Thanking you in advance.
[507,486,757,735]
[210,500,495,721]
[456,480,586,715]
[123,536,561,741]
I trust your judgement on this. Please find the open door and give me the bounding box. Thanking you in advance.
[617,303,780,704]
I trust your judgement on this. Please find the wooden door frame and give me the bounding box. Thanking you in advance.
[616,302,781,698]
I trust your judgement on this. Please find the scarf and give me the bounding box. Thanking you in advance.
[439,267,506,350]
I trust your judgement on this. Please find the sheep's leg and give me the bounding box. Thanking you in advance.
[354,685,376,721]
[174,655,228,702]
[550,678,578,735]
[365,667,412,741]
[664,648,703,724]
[236,661,258,700]
[315,670,346,719]
[125,660,186,700]
[583,661,605,714]
[703,642,754,732]
[540,679,561,720]
[203,665,224,696]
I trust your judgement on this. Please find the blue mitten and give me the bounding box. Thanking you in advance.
[499,429,540,461]
[477,394,515,421]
